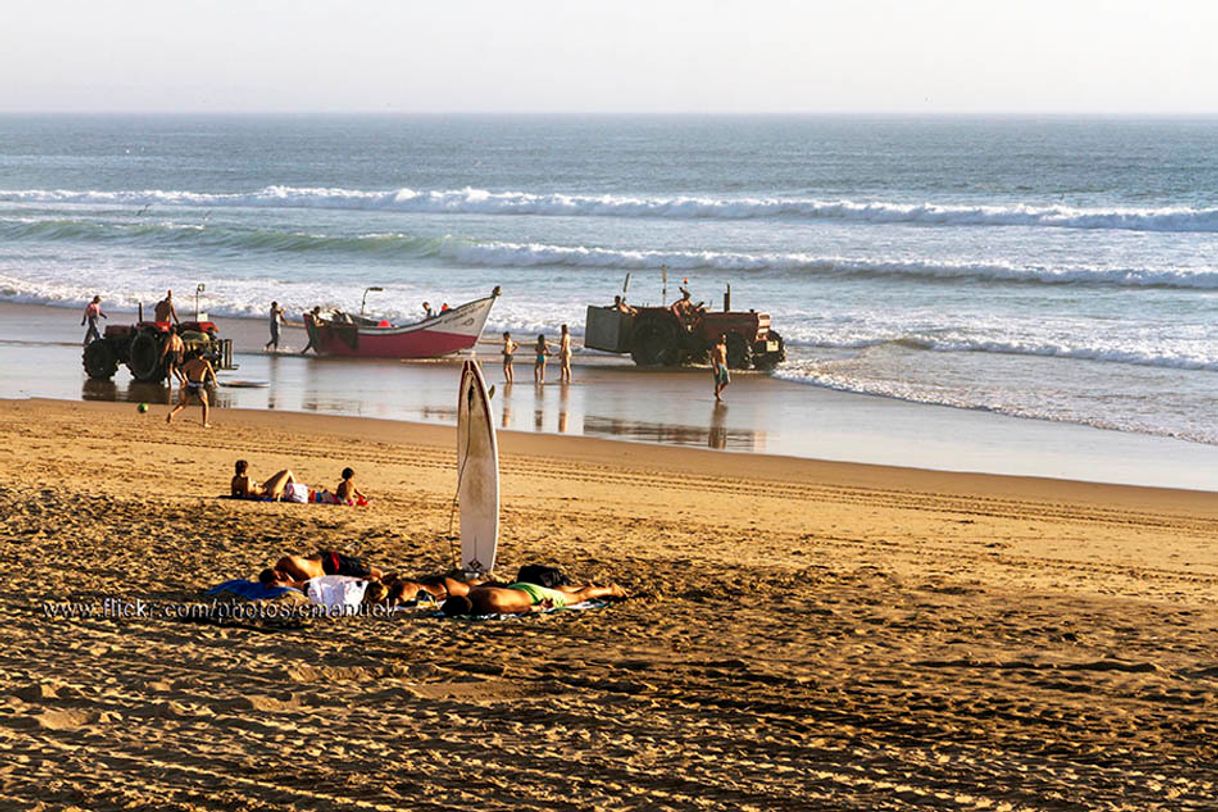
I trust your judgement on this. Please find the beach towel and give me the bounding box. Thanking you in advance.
[206,579,300,601]
[218,492,368,506]
[311,489,369,507]
[438,600,608,621]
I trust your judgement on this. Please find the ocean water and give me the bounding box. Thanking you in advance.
[3,114,1218,444]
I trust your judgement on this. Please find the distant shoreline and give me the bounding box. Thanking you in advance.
[6,299,1218,491]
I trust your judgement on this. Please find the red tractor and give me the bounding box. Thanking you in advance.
[83,319,235,382]
[584,283,785,370]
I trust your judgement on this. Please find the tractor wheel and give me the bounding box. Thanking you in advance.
[630,317,682,366]
[752,330,786,371]
[128,331,167,382]
[83,340,119,380]
[725,332,753,369]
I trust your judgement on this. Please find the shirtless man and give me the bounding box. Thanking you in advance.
[558,324,573,384]
[612,295,636,315]
[711,333,730,402]
[162,330,186,384]
[166,349,218,427]
[259,550,385,588]
[501,331,518,383]
[154,290,180,325]
[670,288,694,318]
[441,581,628,617]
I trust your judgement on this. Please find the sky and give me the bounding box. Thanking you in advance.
[3,0,1217,114]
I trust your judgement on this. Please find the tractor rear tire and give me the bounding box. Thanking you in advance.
[128,331,167,382]
[83,340,119,380]
[725,332,753,370]
[752,330,786,371]
[630,318,682,366]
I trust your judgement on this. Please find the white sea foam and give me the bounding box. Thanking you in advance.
[772,355,1218,446]
[772,334,1218,374]
[5,186,1218,232]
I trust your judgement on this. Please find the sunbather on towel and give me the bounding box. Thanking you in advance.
[231,459,308,501]
[384,572,489,605]
[440,581,628,617]
[259,550,385,588]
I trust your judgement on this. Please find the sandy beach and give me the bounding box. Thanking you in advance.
[1,397,1216,810]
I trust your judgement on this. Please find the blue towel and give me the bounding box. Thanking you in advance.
[206,579,299,601]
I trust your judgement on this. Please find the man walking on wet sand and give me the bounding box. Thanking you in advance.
[81,295,107,345]
[711,334,730,401]
[265,300,286,351]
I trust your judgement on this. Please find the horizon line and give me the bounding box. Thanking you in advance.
[3,109,1218,118]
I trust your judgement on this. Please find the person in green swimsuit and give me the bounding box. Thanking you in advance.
[440,580,628,616]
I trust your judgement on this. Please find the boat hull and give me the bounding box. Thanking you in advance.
[304,294,497,359]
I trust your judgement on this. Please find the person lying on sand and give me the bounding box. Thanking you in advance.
[259,550,385,588]
[230,459,306,501]
[384,573,485,605]
[439,581,628,617]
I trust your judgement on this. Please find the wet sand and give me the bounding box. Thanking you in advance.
[6,301,1218,490]
[1,398,1216,809]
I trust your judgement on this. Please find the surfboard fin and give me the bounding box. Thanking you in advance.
[487,384,496,400]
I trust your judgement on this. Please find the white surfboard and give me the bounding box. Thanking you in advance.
[457,359,500,576]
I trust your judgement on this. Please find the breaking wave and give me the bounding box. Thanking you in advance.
[2,217,1216,290]
[5,186,1218,232]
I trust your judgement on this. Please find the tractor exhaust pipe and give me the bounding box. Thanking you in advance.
[724,283,731,312]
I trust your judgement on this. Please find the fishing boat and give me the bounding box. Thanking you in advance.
[302,287,499,359]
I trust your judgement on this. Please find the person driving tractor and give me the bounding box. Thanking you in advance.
[669,285,704,331]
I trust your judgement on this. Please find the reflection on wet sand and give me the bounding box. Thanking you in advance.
[709,402,728,450]
[30,337,765,457]
[584,413,761,452]
[420,405,458,421]
[82,379,235,409]
[558,384,570,434]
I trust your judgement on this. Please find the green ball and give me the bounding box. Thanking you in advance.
[137,402,148,413]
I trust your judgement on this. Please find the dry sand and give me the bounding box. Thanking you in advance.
[1,398,1216,810]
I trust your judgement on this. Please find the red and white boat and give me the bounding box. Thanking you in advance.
[303,287,499,359]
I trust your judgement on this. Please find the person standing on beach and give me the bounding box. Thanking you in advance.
[533,334,552,384]
[501,331,518,383]
[154,290,179,325]
[81,296,107,345]
[166,349,218,428]
[162,329,186,385]
[264,300,286,352]
[300,306,323,355]
[558,324,573,384]
[711,334,730,402]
